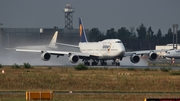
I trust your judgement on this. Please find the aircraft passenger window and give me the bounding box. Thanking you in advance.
[115,41,121,43]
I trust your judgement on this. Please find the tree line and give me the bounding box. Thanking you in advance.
[87,24,180,51]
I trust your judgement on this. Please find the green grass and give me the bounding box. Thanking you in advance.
[0,66,180,101]
[0,67,180,91]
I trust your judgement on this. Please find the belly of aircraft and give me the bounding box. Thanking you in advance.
[99,51,125,59]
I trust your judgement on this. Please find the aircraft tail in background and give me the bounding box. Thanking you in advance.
[49,31,58,47]
[79,18,88,42]
[5,31,59,50]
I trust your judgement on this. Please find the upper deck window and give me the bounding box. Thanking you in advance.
[115,41,121,43]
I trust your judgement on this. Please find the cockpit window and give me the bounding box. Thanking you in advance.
[115,41,121,43]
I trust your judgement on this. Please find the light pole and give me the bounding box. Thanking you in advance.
[173,24,179,49]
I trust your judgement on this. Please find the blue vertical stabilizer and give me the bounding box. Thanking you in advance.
[79,18,88,42]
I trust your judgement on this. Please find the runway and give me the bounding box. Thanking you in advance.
[1,46,180,69]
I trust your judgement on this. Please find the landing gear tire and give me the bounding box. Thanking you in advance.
[92,62,98,66]
[112,62,115,65]
[91,59,99,66]
[92,62,95,66]
[84,62,90,66]
[115,62,120,66]
[83,59,90,66]
[101,61,107,66]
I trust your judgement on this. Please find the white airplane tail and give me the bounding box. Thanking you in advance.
[48,31,58,48]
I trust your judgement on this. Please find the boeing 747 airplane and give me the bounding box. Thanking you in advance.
[10,18,167,66]
[158,49,180,64]
[164,49,180,59]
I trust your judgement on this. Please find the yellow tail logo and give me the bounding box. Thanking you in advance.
[79,24,83,37]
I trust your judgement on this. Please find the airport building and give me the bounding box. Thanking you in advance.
[0,28,89,49]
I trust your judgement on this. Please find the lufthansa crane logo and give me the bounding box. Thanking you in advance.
[79,24,83,36]
[102,43,112,53]
[108,43,112,53]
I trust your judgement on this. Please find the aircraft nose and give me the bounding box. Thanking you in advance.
[119,44,125,55]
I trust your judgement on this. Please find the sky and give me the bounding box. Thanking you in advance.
[0,0,180,35]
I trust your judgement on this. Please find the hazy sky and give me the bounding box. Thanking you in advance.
[0,0,180,34]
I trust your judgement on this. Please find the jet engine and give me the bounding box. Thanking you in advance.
[130,54,140,63]
[148,52,158,61]
[41,52,51,61]
[69,54,79,63]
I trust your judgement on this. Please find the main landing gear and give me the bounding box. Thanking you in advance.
[83,59,98,66]
[100,60,107,66]
[112,60,120,66]
[83,59,107,66]
[91,60,99,66]
[83,59,90,66]
[112,57,122,66]
[83,58,122,66]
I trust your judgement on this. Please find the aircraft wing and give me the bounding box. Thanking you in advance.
[15,48,93,58]
[124,49,169,56]
[56,43,79,48]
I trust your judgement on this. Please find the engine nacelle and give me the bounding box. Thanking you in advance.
[69,54,79,63]
[130,54,140,63]
[41,52,51,61]
[149,52,158,61]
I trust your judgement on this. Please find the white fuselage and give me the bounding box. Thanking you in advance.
[78,39,125,59]
[164,49,180,59]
